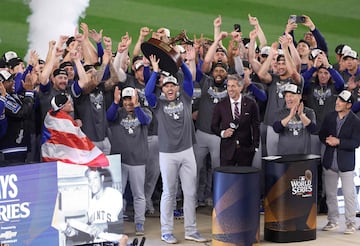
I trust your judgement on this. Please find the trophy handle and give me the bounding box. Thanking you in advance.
[169,30,194,46]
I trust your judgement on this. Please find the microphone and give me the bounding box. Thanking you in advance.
[229,119,239,130]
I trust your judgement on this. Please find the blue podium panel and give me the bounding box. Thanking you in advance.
[212,166,260,246]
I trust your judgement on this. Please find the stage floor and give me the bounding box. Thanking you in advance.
[123,206,360,245]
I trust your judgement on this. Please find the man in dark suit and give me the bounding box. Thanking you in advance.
[211,74,260,166]
[319,90,360,234]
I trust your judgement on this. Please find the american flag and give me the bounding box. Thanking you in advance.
[41,110,109,167]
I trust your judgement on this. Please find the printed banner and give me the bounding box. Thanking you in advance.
[0,155,123,246]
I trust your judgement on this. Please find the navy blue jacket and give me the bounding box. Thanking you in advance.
[319,111,360,172]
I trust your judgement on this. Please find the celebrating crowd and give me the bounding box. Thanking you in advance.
[0,13,360,243]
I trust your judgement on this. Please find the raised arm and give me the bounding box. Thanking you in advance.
[71,49,88,89]
[258,42,278,84]
[89,28,104,63]
[229,31,244,76]
[285,33,301,72]
[248,29,262,74]
[302,15,328,54]
[202,31,228,73]
[113,34,130,82]
[132,90,152,125]
[78,22,98,65]
[279,35,301,84]
[144,55,160,108]
[133,27,151,57]
[213,15,223,47]
[38,40,59,85]
[248,14,267,48]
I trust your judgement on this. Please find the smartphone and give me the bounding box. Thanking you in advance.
[295,15,306,23]
[234,23,241,32]
[289,15,305,23]
[289,15,297,23]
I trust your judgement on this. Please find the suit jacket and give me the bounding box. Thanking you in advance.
[211,95,260,161]
[319,110,360,172]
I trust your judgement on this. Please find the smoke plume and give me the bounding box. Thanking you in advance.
[26,0,90,59]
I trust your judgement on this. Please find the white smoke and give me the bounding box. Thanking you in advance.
[26,0,90,59]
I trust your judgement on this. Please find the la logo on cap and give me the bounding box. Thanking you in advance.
[122,87,135,98]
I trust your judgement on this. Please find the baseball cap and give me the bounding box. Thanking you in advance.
[83,64,95,72]
[3,51,18,62]
[338,90,354,104]
[343,50,358,59]
[309,48,323,60]
[51,93,69,111]
[0,70,13,82]
[134,61,144,71]
[7,57,23,69]
[59,61,73,69]
[283,83,302,94]
[216,47,227,56]
[53,68,68,77]
[260,46,270,56]
[335,44,352,55]
[213,62,229,71]
[162,75,178,86]
[122,87,135,98]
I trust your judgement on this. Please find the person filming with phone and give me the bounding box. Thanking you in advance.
[285,14,328,55]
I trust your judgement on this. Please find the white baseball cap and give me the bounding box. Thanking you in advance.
[122,87,135,98]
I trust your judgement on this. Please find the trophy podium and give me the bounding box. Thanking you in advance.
[140,30,193,75]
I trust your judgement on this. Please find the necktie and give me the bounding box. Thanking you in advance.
[234,102,240,120]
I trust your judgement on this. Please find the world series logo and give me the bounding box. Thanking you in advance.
[290,170,313,197]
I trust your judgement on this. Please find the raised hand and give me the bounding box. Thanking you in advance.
[114,86,121,104]
[230,31,241,43]
[140,27,152,38]
[214,15,222,28]
[22,73,34,91]
[89,29,103,43]
[131,88,140,107]
[149,54,160,72]
[248,14,259,26]
[103,36,112,50]
[80,22,89,39]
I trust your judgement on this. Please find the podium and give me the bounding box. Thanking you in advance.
[263,154,320,243]
[212,166,260,245]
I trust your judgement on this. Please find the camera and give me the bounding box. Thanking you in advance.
[289,15,306,24]
[233,23,241,32]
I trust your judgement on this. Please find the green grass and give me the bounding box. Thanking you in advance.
[0,0,359,63]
